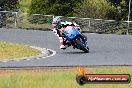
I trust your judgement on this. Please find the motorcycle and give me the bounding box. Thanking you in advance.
[62,26,89,53]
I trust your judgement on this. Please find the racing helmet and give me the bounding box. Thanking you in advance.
[52,16,61,27]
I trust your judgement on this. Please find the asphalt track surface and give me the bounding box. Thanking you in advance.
[0,28,132,67]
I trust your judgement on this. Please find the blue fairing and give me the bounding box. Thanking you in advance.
[63,26,88,52]
[64,27,80,41]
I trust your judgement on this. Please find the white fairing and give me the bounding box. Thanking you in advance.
[64,26,73,34]
[65,21,72,25]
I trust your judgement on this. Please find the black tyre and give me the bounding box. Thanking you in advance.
[76,75,87,85]
[75,39,89,53]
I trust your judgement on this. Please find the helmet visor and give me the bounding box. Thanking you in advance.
[52,22,58,27]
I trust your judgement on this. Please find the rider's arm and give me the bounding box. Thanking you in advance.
[52,28,58,34]
[52,28,62,37]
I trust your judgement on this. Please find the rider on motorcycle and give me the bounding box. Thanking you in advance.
[52,16,82,49]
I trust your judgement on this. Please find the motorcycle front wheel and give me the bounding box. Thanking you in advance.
[75,39,89,53]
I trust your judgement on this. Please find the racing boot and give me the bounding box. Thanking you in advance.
[59,37,66,49]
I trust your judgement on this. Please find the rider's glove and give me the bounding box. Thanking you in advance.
[52,28,58,35]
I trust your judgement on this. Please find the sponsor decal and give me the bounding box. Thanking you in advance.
[76,67,131,85]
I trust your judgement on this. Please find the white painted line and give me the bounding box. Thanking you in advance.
[2,61,8,63]
[46,49,56,58]
[26,59,31,60]
[42,51,46,54]
[30,46,56,59]
[41,49,56,59]
[15,59,20,62]
[0,45,57,62]
[36,58,41,59]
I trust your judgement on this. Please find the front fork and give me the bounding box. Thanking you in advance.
[82,34,88,47]
[78,34,88,47]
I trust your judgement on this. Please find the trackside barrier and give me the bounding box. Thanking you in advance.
[0,11,132,34]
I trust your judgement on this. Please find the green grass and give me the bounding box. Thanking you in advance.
[0,42,41,60]
[19,0,32,12]
[0,67,131,88]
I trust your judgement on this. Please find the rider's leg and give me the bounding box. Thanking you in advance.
[59,37,66,49]
[53,29,66,49]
